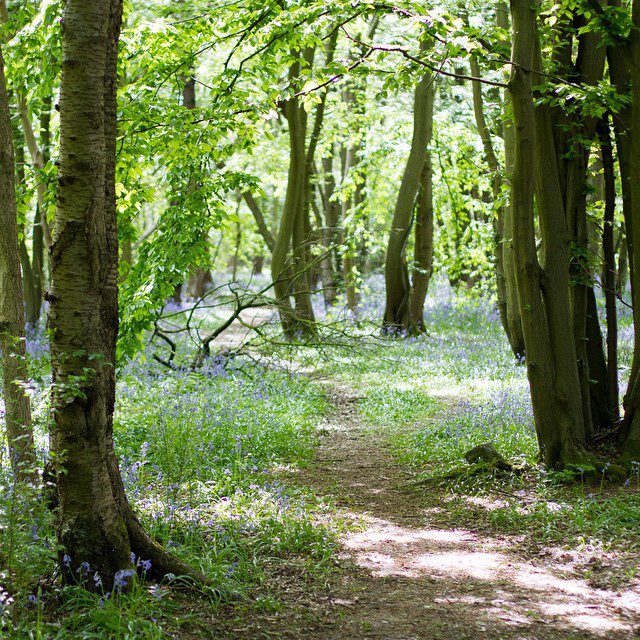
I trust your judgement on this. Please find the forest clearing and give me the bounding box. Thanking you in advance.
[2,0,640,638]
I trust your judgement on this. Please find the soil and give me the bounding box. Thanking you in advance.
[217,382,640,640]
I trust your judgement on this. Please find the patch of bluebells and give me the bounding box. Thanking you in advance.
[113,357,321,491]
[412,387,537,467]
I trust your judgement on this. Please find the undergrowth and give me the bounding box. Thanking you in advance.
[0,357,342,639]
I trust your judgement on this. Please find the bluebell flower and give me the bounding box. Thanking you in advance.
[114,568,135,591]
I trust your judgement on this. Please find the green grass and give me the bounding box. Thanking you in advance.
[1,360,345,639]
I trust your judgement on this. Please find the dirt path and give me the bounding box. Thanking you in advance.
[267,384,640,640]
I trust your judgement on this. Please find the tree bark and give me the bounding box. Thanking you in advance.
[50,0,204,587]
[470,52,524,356]
[243,191,275,253]
[383,41,433,334]
[0,44,34,478]
[183,73,212,299]
[49,0,132,585]
[272,53,317,335]
[509,0,586,468]
[409,82,435,331]
[317,152,338,307]
[340,144,359,315]
[618,0,640,457]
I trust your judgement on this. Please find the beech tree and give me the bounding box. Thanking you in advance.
[508,0,620,466]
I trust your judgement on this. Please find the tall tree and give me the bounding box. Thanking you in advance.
[469,51,523,358]
[611,0,640,458]
[382,39,433,334]
[184,71,213,299]
[50,0,202,586]
[509,0,587,467]
[0,44,34,478]
[408,83,435,331]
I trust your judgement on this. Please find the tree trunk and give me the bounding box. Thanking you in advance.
[493,0,527,358]
[320,151,340,306]
[0,45,34,478]
[49,0,132,585]
[340,145,359,316]
[15,140,39,327]
[617,223,629,297]
[180,73,212,299]
[509,0,586,468]
[50,0,204,587]
[383,43,433,334]
[599,119,619,424]
[272,54,316,336]
[409,83,435,332]
[618,0,640,458]
[243,191,275,253]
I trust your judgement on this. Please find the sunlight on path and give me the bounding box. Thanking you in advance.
[295,385,640,640]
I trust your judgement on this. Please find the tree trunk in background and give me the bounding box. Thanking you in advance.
[470,53,524,356]
[0,45,34,478]
[599,119,619,423]
[183,73,212,299]
[32,100,51,324]
[318,151,338,307]
[1,2,49,325]
[383,41,433,334]
[14,103,49,329]
[243,191,275,253]
[617,223,628,297]
[617,0,640,458]
[509,0,587,468]
[340,144,359,315]
[15,141,39,327]
[501,94,526,358]
[409,82,435,331]
[272,53,317,335]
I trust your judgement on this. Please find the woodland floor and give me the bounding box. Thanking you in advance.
[203,380,640,640]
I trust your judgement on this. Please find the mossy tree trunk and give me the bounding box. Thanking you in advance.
[49,0,132,585]
[50,0,203,588]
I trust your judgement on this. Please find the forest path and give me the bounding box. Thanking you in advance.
[266,382,640,640]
